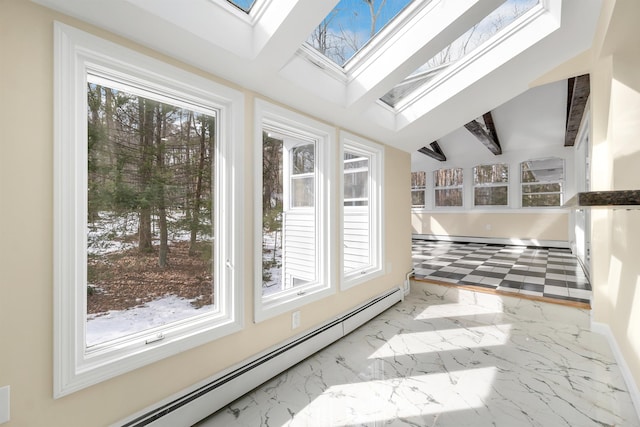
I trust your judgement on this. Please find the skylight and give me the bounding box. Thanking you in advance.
[380,0,540,107]
[306,0,414,67]
[226,0,256,13]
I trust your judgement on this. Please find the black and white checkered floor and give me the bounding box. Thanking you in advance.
[412,239,591,305]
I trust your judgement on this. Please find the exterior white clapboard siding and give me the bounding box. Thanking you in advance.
[344,208,370,273]
[282,210,316,287]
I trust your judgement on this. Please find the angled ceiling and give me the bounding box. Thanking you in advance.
[31,0,602,153]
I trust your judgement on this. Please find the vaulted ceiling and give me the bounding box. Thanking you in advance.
[32,0,602,153]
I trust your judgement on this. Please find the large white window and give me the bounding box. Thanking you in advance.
[341,132,384,289]
[521,158,564,207]
[54,23,244,397]
[473,163,509,206]
[434,168,464,207]
[411,171,427,208]
[255,100,334,322]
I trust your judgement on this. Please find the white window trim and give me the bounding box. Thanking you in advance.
[520,157,565,208]
[254,99,335,323]
[53,23,244,397]
[472,163,510,208]
[340,132,384,290]
[434,168,464,209]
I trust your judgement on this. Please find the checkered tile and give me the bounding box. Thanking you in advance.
[412,240,591,305]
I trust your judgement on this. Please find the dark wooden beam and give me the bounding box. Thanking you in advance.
[418,141,446,161]
[464,111,502,155]
[565,74,590,147]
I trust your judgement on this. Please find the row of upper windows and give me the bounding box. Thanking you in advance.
[54,24,384,397]
[411,158,565,209]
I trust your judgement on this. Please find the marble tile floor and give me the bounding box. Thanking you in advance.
[412,240,592,306]
[197,282,638,427]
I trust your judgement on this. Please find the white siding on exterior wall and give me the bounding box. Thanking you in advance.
[282,210,316,286]
[344,209,370,273]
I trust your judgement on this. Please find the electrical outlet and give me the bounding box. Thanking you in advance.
[0,386,9,424]
[292,311,301,329]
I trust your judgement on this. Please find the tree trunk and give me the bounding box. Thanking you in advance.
[189,116,206,256]
[138,97,154,252]
[155,105,169,267]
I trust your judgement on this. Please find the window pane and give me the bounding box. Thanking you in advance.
[522,183,562,194]
[344,170,369,203]
[411,171,426,187]
[291,176,315,207]
[522,193,561,207]
[435,188,463,206]
[521,158,564,183]
[86,82,216,348]
[261,132,284,296]
[434,168,463,187]
[291,144,315,175]
[474,164,508,184]
[412,190,425,207]
[474,186,508,206]
[307,0,415,66]
[262,130,317,297]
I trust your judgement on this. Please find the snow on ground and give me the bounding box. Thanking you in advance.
[86,295,213,347]
[262,231,283,297]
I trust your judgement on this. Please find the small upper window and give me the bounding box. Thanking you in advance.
[434,168,463,207]
[473,164,509,206]
[411,171,426,208]
[521,158,564,207]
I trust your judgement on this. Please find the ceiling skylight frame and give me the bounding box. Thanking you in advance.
[387,0,548,113]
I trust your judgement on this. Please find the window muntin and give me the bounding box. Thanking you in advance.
[411,171,426,208]
[306,0,415,67]
[380,0,540,107]
[434,168,463,207]
[256,101,333,321]
[521,158,564,207]
[473,163,509,207]
[341,133,384,288]
[54,23,243,397]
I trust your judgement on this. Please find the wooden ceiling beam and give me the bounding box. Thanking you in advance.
[565,74,590,147]
[418,141,446,161]
[464,111,502,155]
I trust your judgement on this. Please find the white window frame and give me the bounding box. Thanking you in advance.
[340,132,384,289]
[411,171,427,209]
[434,168,464,208]
[520,158,565,208]
[254,99,335,322]
[473,163,510,207]
[53,23,244,397]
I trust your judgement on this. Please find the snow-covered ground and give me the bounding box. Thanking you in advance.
[262,231,283,296]
[86,295,213,347]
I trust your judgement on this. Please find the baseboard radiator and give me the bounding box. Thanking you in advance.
[116,286,404,427]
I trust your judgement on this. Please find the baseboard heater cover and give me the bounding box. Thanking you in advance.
[115,286,404,427]
[413,234,571,249]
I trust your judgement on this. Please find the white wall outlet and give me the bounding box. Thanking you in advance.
[292,311,301,329]
[0,386,9,424]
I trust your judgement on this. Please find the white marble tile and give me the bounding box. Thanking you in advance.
[197,283,639,427]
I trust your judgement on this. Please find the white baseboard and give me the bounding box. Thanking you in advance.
[591,321,640,420]
[413,234,571,249]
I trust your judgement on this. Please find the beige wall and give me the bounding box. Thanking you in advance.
[0,2,411,426]
[589,0,640,394]
[411,211,569,242]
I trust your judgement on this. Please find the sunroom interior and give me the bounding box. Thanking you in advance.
[1,0,640,425]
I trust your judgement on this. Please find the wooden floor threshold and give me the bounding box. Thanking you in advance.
[412,277,591,310]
